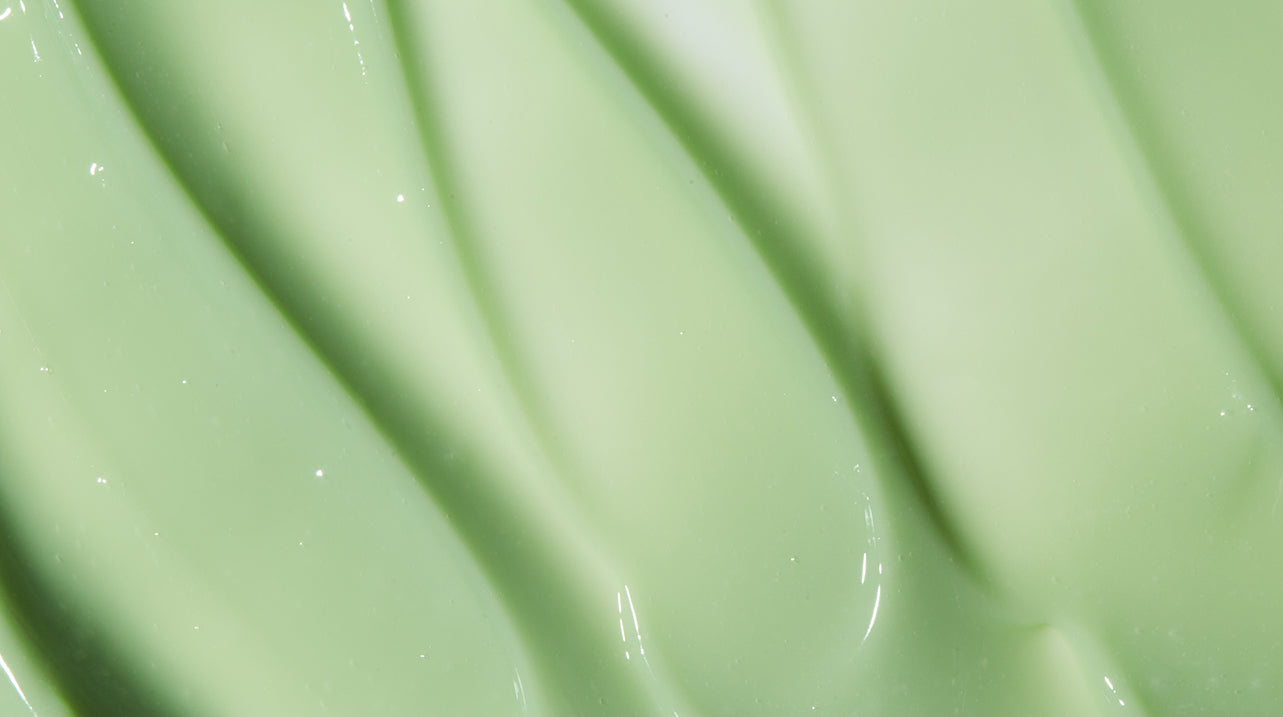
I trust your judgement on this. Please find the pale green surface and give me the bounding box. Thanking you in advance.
[0,1,1280,715]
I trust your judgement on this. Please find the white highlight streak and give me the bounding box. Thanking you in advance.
[0,652,36,716]
[862,585,882,642]
[625,585,640,637]
[341,1,366,76]
[0,8,12,21]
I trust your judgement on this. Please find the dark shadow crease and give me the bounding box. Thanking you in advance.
[1067,0,1283,412]
[60,0,558,596]
[65,1,667,712]
[380,0,583,498]
[558,0,993,588]
[0,505,176,717]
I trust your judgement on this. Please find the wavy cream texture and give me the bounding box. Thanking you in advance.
[1,1,1282,715]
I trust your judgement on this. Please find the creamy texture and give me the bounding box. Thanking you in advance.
[0,1,1281,715]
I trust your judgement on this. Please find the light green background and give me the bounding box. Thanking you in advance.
[1,1,1281,715]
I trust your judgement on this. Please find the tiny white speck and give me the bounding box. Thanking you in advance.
[96,477,106,484]
[180,379,187,385]
[315,469,324,478]
[153,532,159,536]
[1221,411,1226,416]
[831,395,837,402]
[396,193,404,202]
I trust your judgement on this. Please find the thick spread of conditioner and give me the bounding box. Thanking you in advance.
[1,1,1280,715]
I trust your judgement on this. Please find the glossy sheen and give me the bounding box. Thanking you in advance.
[1,1,1281,715]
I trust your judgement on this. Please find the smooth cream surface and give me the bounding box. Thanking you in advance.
[1,1,1281,715]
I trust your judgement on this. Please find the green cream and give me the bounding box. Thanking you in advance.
[1,1,1280,715]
